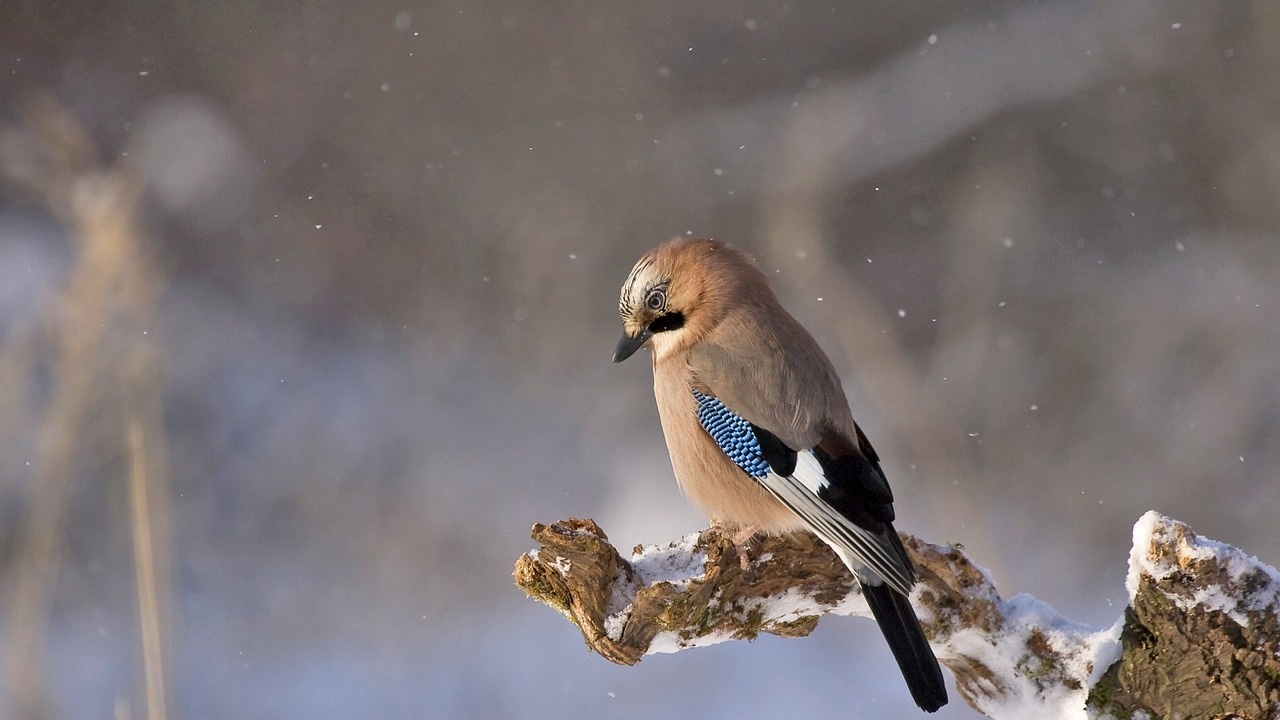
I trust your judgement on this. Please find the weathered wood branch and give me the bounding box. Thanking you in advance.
[514,513,1280,719]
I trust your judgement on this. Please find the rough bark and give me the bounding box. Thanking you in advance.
[513,513,1279,720]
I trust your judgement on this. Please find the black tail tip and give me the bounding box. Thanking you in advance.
[905,656,948,712]
[913,689,947,713]
[906,670,947,712]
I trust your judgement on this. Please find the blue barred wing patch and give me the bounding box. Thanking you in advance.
[691,390,772,479]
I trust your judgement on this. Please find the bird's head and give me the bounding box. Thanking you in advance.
[613,237,760,364]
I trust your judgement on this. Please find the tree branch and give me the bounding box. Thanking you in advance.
[514,513,1279,719]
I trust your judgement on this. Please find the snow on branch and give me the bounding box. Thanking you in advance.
[513,512,1280,719]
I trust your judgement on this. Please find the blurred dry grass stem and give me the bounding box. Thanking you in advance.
[2,99,173,720]
[128,420,167,720]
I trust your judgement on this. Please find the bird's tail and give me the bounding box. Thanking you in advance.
[861,579,948,713]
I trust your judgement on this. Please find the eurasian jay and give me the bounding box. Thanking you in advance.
[613,237,947,713]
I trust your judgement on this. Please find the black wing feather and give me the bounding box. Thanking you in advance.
[811,444,895,529]
[749,422,797,476]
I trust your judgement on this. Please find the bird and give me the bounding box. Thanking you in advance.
[612,236,947,713]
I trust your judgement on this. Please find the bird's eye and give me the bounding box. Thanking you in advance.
[645,289,666,311]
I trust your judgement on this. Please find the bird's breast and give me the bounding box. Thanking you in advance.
[652,361,800,534]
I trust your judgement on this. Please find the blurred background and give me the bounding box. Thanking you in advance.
[1,1,1278,718]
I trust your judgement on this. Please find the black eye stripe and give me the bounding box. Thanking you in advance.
[649,311,685,333]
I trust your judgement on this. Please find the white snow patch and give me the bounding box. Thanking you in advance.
[603,562,639,642]
[939,593,1120,720]
[630,532,707,590]
[746,587,830,626]
[828,582,872,619]
[647,628,735,655]
[603,532,710,644]
[1127,510,1280,627]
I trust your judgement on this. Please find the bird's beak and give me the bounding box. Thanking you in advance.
[612,328,652,363]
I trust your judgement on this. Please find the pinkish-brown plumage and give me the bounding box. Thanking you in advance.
[617,238,866,528]
[613,236,947,713]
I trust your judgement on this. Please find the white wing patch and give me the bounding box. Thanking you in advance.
[758,450,914,596]
[791,450,829,494]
